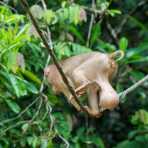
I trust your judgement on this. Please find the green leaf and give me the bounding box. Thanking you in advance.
[107,9,122,17]
[53,112,71,138]
[19,69,41,85]
[41,139,48,148]
[56,4,86,25]
[119,37,128,51]
[115,140,141,148]
[126,56,148,63]
[130,71,145,81]
[5,99,21,114]
[67,25,85,43]
[90,23,101,47]
[96,39,116,52]
[42,10,57,25]
[22,123,29,133]
[30,5,43,19]
[70,42,91,55]
[25,81,38,94]
[54,42,91,59]
[131,109,148,126]
[9,74,20,97]
[3,51,17,72]
[129,16,148,32]
[15,76,38,94]
[27,136,39,148]
[47,140,54,148]
[85,136,105,148]
[54,42,71,59]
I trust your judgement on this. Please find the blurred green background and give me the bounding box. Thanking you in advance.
[0,0,148,147]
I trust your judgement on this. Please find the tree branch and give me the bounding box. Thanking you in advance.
[86,0,96,47]
[20,0,88,114]
[106,20,118,45]
[116,0,147,35]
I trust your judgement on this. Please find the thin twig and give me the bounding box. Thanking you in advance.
[82,6,102,14]
[39,2,69,145]
[41,94,54,132]
[0,97,43,136]
[106,20,118,45]
[0,97,40,126]
[40,95,51,121]
[96,0,113,24]
[41,0,47,10]
[42,94,69,147]
[20,0,88,114]
[29,97,43,122]
[39,0,52,93]
[116,0,147,35]
[57,132,70,148]
[39,55,51,92]
[86,0,95,47]
[119,74,148,102]
[0,120,28,136]
[0,1,18,13]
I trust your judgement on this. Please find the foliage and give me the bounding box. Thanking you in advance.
[0,0,148,147]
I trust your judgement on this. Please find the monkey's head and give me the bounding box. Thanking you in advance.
[96,52,121,113]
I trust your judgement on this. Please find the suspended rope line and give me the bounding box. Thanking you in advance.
[119,74,148,102]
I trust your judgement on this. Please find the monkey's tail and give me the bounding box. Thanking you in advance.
[109,50,124,61]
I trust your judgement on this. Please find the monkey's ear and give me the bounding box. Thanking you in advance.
[109,50,124,61]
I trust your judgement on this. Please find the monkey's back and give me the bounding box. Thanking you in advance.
[61,52,103,74]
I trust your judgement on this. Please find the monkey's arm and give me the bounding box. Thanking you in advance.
[69,80,102,117]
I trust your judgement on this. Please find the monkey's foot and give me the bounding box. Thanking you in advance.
[83,106,103,118]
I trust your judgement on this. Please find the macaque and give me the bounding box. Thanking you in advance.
[44,51,122,117]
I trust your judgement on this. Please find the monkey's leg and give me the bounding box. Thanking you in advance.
[85,85,102,117]
[83,106,102,118]
[64,91,82,112]
[67,70,91,112]
[82,82,102,118]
